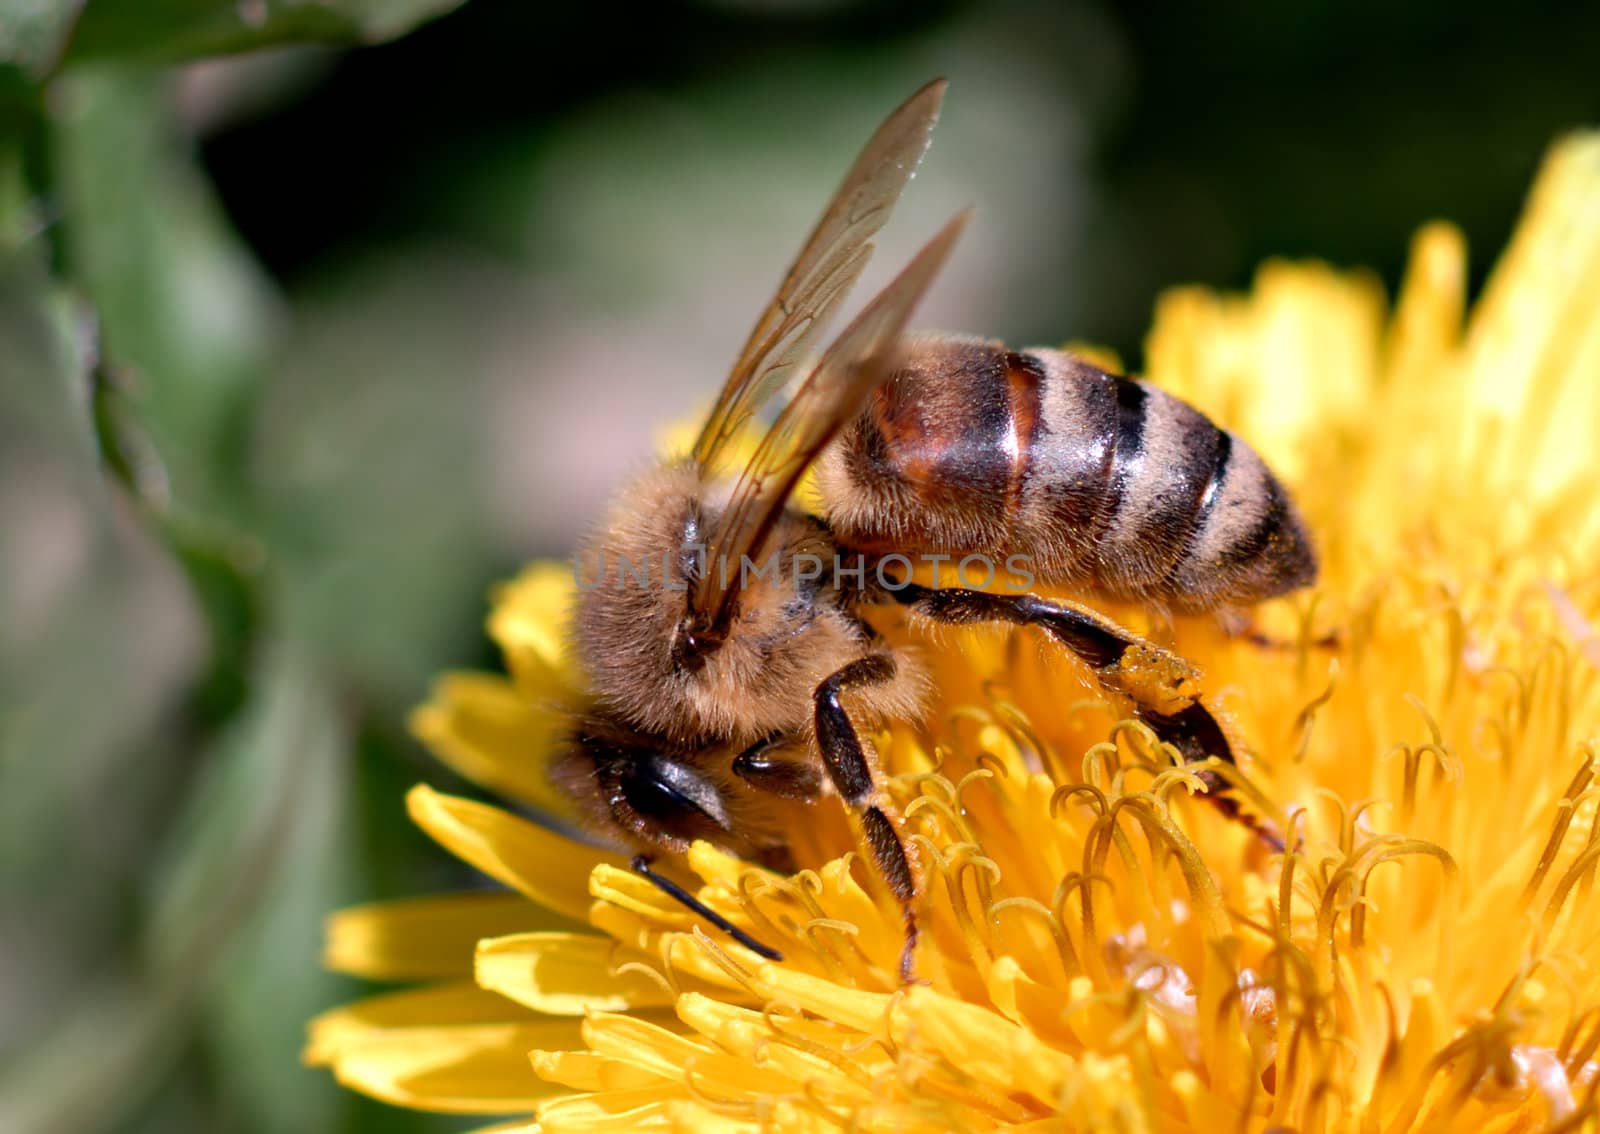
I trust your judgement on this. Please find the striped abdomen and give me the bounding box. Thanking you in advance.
[814,337,1316,612]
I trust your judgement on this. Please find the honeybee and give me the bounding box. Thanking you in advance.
[550,80,1315,977]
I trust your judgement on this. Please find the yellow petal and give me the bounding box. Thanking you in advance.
[1145,260,1384,479]
[663,1104,781,1134]
[583,903,760,994]
[680,840,746,891]
[529,1049,666,1092]
[584,865,785,984]
[582,1011,794,1096]
[587,864,697,925]
[325,892,553,981]
[407,785,627,923]
[747,964,892,1035]
[579,1012,718,1083]
[488,561,578,692]
[1059,341,1124,374]
[889,984,1069,1104]
[307,982,532,1063]
[1463,132,1600,499]
[1384,222,1466,388]
[475,932,682,1015]
[328,1021,573,1115]
[535,1084,683,1132]
[673,993,882,1105]
[309,982,575,1115]
[682,842,899,972]
[410,671,583,823]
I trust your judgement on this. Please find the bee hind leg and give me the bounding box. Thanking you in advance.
[812,654,922,982]
[893,583,1283,850]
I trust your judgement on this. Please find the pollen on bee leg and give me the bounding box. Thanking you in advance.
[1108,642,1202,716]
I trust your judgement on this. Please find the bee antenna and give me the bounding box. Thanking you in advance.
[630,854,783,962]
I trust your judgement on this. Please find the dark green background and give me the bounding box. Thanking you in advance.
[2,2,1596,1131]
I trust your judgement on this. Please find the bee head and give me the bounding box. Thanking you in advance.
[547,712,799,873]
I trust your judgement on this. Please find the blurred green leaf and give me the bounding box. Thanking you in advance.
[0,189,94,463]
[0,172,176,902]
[0,0,84,77]
[166,530,265,723]
[142,639,337,976]
[48,64,276,740]
[145,638,354,1133]
[0,638,331,1134]
[63,0,469,64]
[0,970,189,1134]
[0,157,206,1134]
[52,64,277,524]
[208,716,353,1134]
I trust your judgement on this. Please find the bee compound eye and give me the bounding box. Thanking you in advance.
[618,757,732,841]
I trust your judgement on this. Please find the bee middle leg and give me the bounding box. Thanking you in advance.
[892,583,1280,845]
[807,654,923,981]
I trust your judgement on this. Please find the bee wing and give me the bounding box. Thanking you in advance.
[694,210,970,634]
[691,79,947,471]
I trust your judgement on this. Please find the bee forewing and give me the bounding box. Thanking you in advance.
[691,79,948,471]
[696,209,972,633]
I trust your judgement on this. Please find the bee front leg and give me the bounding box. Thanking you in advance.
[892,583,1281,848]
[811,654,923,981]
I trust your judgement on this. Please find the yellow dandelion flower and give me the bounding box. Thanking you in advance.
[307,135,1600,1132]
